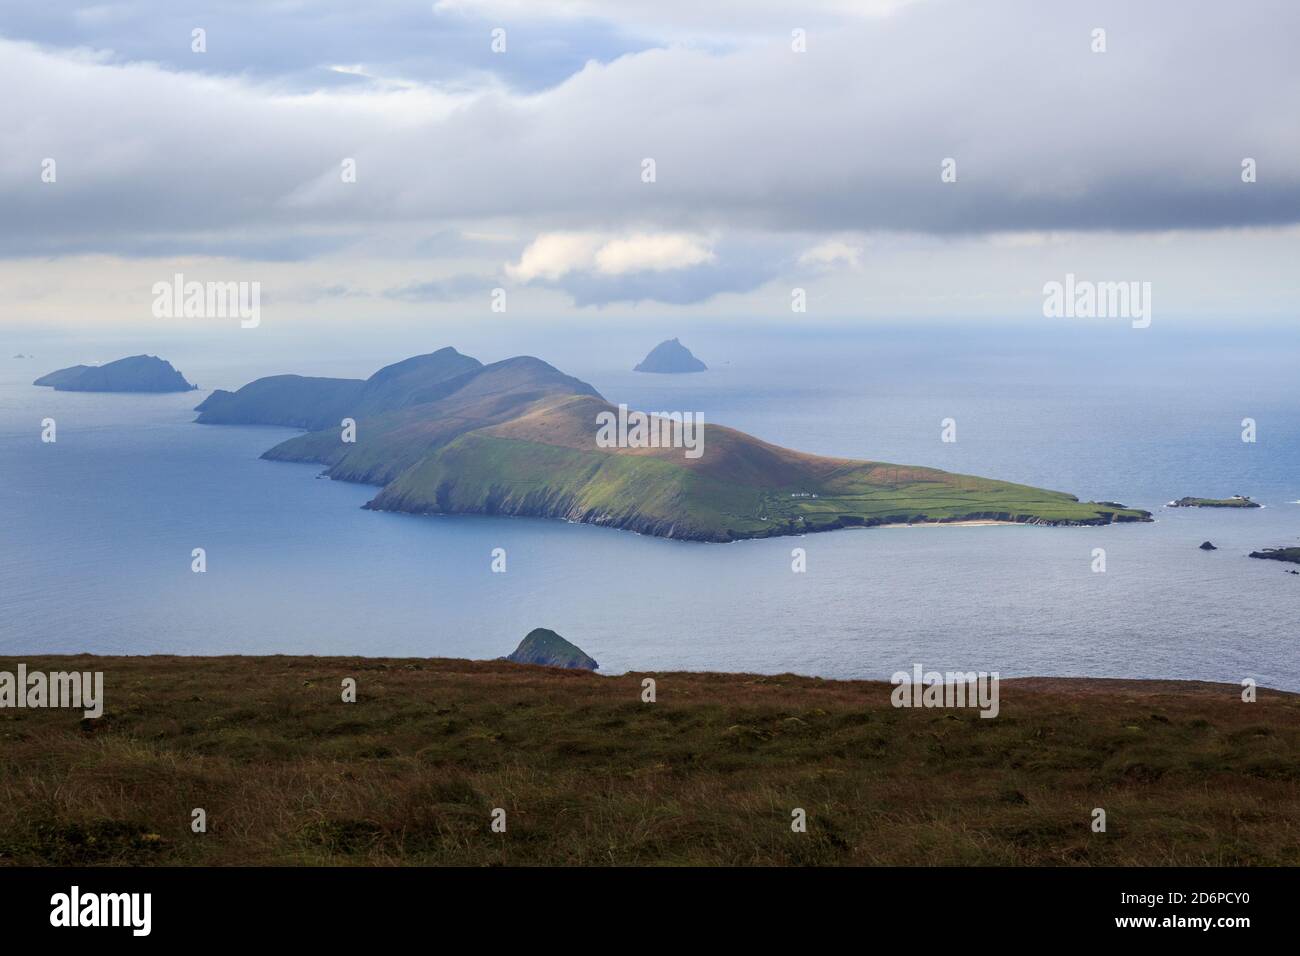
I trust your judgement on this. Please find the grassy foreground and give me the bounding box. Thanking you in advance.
[1,655,1298,866]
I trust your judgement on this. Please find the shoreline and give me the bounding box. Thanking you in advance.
[1,653,1292,695]
[874,518,1020,529]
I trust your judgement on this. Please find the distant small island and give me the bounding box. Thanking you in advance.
[35,355,196,393]
[1168,496,1260,509]
[1249,547,1300,565]
[502,628,598,670]
[634,338,707,373]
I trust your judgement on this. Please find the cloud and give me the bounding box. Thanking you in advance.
[505,231,715,282]
[384,273,499,301]
[594,233,715,275]
[506,233,776,305]
[434,0,919,37]
[799,239,863,270]
[2,0,1299,266]
[505,232,606,281]
[553,259,774,307]
[0,1,647,92]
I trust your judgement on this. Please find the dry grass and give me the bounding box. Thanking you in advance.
[1,655,1297,866]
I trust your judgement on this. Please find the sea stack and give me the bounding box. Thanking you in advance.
[634,338,707,374]
[502,628,598,670]
[1199,541,1217,551]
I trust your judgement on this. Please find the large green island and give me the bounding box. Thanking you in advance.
[194,347,1151,542]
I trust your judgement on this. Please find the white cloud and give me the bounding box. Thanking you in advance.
[505,232,605,281]
[798,239,863,270]
[506,231,714,282]
[593,233,714,275]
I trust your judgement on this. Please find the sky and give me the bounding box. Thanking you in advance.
[2,0,1298,335]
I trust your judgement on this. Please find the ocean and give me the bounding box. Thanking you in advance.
[2,323,1297,688]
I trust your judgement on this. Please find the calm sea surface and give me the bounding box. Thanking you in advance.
[2,325,1297,687]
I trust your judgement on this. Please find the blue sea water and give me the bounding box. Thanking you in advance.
[1,324,1297,687]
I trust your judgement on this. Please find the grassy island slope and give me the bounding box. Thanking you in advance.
[201,348,1151,542]
[366,395,1148,540]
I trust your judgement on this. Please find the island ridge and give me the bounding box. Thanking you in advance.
[193,347,1151,542]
